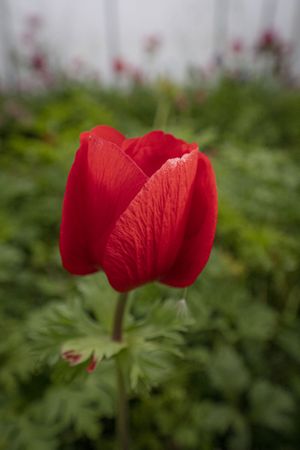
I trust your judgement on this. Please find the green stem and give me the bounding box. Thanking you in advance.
[153,97,170,129]
[112,292,129,342]
[112,292,130,450]
[182,287,189,301]
[116,358,129,450]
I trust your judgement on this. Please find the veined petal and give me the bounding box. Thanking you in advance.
[102,150,199,291]
[122,130,198,176]
[161,153,217,287]
[60,136,148,275]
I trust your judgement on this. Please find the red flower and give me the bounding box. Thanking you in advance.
[256,29,283,53]
[259,29,277,47]
[31,52,47,72]
[59,126,217,292]
[231,39,244,54]
[144,35,162,54]
[112,58,127,74]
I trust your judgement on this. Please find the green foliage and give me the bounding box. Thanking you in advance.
[0,79,300,449]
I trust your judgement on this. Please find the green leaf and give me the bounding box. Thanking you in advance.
[208,345,250,396]
[249,380,295,431]
[61,335,126,365]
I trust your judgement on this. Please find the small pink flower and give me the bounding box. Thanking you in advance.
[27,14,43,31]
[144,35,162,54]
[256,29,283,54]
[231,39,244,54]
[112,58,127,75]
[31,52,47,72]
[260,30,277,47]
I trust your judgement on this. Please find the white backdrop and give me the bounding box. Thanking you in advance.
[0,0,299,84]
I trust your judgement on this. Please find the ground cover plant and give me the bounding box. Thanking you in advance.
[0,77,300,450]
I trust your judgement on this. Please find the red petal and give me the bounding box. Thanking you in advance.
[61,350,83,366]
[86,354,98,373]
[60,135,148,275]
[102,150,199,291]
[80,125,125,147]
[161,153,217,287]
[122,131,198,177]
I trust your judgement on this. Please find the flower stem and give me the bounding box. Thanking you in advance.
[112,292,130,450]
[116,358,129,450]
[112,292,129,342]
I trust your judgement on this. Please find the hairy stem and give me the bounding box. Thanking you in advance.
[112,292,130,450]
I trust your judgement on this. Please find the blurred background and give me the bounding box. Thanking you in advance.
[1,0,300,86]
[0,0,300,449]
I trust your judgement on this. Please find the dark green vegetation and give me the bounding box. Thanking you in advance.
[0,79,300,450]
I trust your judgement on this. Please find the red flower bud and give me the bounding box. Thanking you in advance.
[231,39,244,54]
[59,126,217,291]
[86,354,98,373]
[61,350,83,366]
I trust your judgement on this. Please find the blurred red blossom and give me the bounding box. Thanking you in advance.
[27,13,44,31]
[256,29,283,53]
[144,35,162,54]
[31,52,47,72]
[231,38,244,54]
[112,57,127,75]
